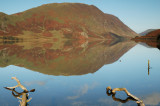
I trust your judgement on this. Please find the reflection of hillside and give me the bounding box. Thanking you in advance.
[0,39,136,76]
[133,39,160,49]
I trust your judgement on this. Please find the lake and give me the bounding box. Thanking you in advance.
[0,39,160,106]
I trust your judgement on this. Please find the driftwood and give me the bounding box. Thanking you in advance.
[106,86,145,106]
[4,77,35,106]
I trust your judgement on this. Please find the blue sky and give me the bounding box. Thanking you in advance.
[0,0,159,33]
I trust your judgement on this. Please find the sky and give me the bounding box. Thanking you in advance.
[0,0,159,33]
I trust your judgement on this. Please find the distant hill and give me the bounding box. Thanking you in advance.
[145,29,160,37]
[134,29,160,39]
[0,3,137,39]
[133,29,160,49]
[0,12,7,17]
[139,29,157,36]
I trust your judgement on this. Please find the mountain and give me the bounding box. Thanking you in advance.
[145,29,160,38]
[133,29,160,41]
[0,12,7,17]
[0,39,136,76]
[136,29,160,39]
[0,3,137,39]
[139,29,157,36]
[132,29,160,49]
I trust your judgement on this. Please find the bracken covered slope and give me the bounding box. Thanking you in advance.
[133,29,160,48]
[0,3,137,39]
[139,29,157,36]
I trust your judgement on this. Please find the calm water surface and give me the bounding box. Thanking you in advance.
[0,40,160,106]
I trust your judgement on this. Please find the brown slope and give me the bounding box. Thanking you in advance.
[132,29,160,49]
[0,3,137,38]
[146,29,160,37]
[139,29,157,36]
[104,14,137,38]
[0,12,7,17]
[133,29,160,40]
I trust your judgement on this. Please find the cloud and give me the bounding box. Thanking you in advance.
[98,98,122,106]
[98,98,113,105]
[24,78,53,86]
[24,80,47,86]
[67,95,79,100]
[143,93,160,105]
[67,82,98,100]
[71,101,85,106]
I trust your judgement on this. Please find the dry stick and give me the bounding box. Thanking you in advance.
[107,86,145,106]
[5,77,32,106]
[6,77,28,92]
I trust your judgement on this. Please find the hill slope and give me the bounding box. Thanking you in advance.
[0,3,137,39]
[133,29,160,49]
[137,29,160,39]
[139,29,157,36]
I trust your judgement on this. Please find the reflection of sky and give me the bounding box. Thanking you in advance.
[143,93,160,105]
[0,44,160,105]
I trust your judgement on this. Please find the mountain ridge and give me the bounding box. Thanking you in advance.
[132,29,160,49]
[139,29,157,36]
[0,3,137,39]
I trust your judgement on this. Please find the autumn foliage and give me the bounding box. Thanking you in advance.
[0,3,137,39]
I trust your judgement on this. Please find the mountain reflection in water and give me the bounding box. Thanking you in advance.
[1,38,160,106]
[0,38,136,76]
